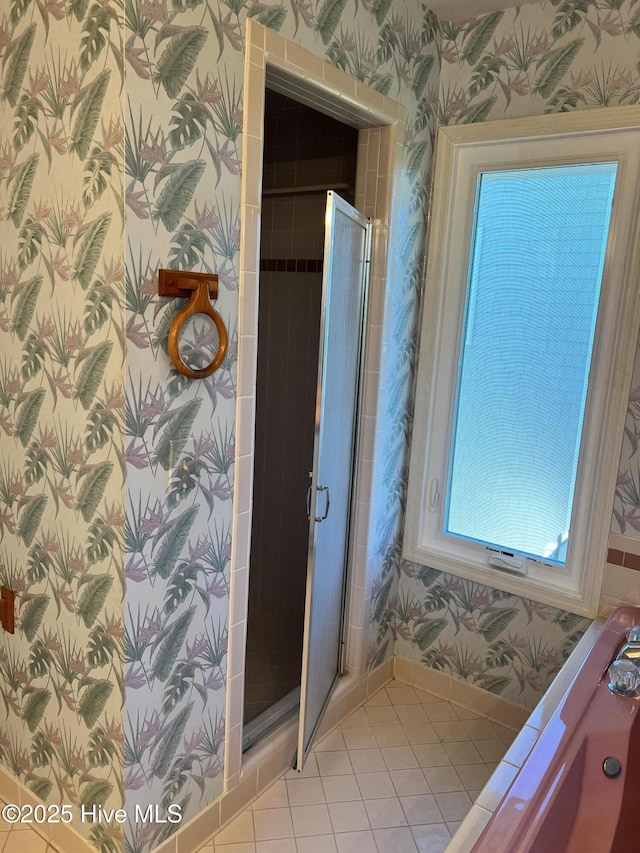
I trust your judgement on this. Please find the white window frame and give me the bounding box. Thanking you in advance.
[404,107,640,617]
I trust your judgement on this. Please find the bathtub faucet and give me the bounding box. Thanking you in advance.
[608,626,640,696]
[614,625,640,664]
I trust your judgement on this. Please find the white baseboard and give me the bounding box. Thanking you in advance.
[393,656,530,731]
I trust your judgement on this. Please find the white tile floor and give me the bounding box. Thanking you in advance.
[0,682,518,853]
[202,680,519,853]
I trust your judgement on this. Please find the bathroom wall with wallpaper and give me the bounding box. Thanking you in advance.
[123,2,437,852]
[0,2,125,851]
[3,0,638,850]
[391,0,640,711]
[0,0,440,849]
[613,349,640,537]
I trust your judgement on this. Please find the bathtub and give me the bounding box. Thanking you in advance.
[469,606,640,853]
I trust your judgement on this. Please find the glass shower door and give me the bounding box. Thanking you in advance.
[296,191,371,770]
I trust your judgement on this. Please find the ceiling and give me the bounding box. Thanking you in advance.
[429,0,540,21]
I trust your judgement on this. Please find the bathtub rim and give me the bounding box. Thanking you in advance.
[444,611,612,852]
[447,606,640,853]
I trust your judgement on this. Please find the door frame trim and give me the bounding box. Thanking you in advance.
[225,19,405,790]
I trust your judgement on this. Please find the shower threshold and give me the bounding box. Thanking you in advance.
[243,686,301,752]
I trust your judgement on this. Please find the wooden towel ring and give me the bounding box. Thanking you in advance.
[159,269,228,379]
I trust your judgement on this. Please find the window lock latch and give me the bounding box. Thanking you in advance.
[487,551,527,576]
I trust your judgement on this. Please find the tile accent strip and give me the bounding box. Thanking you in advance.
[607,548,640,571]
[260,258,323,272]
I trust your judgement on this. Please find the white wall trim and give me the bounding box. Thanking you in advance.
[151,657,394,853]
[393,656,530,731]
[444,617,606,853]
[0,654,527,853]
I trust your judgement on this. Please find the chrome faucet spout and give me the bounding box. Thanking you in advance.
[614,625,640,665]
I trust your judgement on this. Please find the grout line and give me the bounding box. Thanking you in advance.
[209,678,517,851]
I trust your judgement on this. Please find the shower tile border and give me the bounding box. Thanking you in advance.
[259,259,323,273]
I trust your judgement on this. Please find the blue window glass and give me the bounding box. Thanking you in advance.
[445,162,618,562]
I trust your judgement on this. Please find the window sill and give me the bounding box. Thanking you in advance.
[402,541,600,617]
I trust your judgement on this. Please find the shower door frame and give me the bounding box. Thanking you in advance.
[297,192,372,769]
[226,18,406,789]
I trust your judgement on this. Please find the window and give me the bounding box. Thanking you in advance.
[404,109,640,616]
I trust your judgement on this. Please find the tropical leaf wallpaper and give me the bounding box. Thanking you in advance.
[613,345,640,535]
[0,0,126,850]
[377,0,640,710]
[123,1,438,851]
[1,0,640,850]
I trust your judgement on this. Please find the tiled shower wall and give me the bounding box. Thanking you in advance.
[0,1,421,840]
[249,97,358,624]
[250,256,321,621]
[261,194,327,262]
[262,91,358,197]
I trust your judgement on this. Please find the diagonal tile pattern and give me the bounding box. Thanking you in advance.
[204,680,518,853]
[0,680,518,852]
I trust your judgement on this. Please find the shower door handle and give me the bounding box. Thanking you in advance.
[315,485,330,522]
[306,484,330,522]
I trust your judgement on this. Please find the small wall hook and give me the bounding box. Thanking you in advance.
[158,269,228,379]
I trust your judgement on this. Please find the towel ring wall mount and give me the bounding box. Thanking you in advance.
[158,269,228,379]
